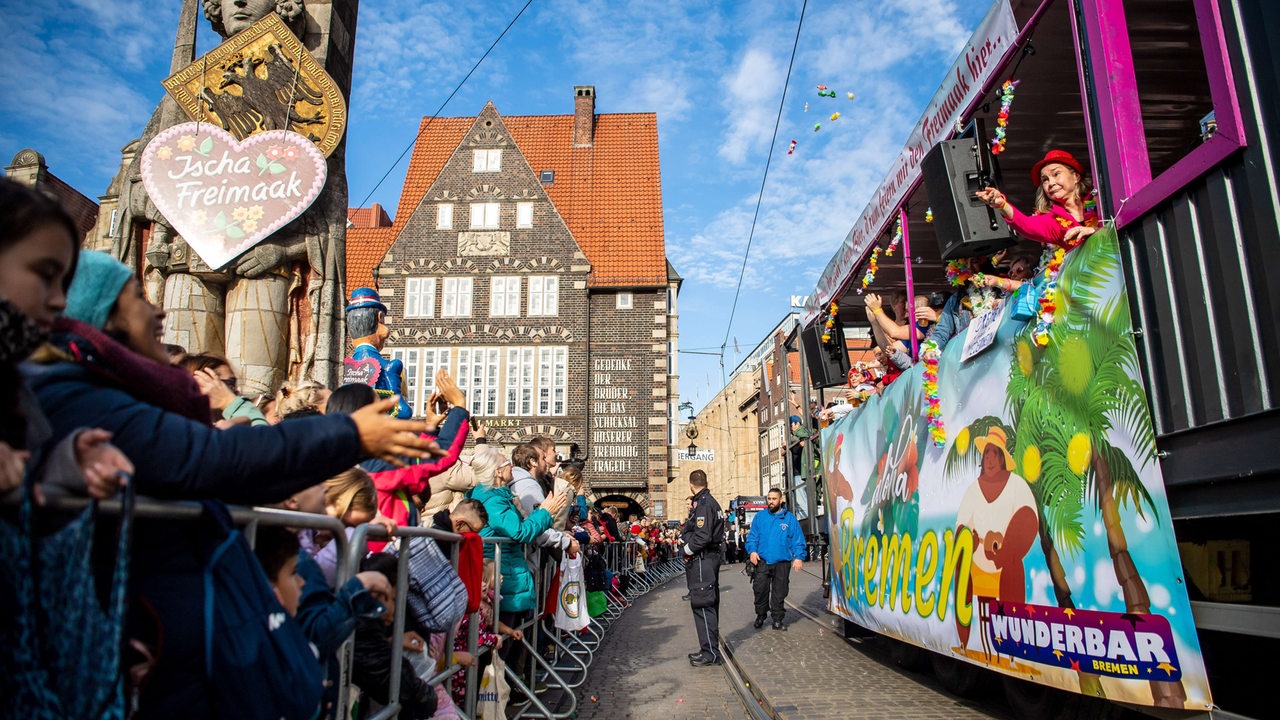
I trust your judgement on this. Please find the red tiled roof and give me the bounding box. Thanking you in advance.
[347,117,471,291]
[43,174,98,241]
[347,203,392,228]
[345,108,667,291]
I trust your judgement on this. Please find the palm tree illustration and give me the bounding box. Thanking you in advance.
[944,229,1184,706]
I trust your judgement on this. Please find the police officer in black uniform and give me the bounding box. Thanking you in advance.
[681,469,724,666]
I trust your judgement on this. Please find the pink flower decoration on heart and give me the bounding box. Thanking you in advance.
[177,135,197,151]
[266,145,284,160]
[283,146,299,161]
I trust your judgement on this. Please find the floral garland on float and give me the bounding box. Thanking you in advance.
[821,301,840,344]
[990,78,1019,155]
[920,338,945,447]
[858,247,881,294]
[885,216,902,256]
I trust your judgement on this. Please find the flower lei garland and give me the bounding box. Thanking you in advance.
[990,79,1019,155]
[1032,246,1067,346]
[821,301,840,344]
[945,258,977,286]
[920,338,945,447]
[967,272,999,316]
[945,258,998,315]
[885,217,902,256]
[858,247,882,293]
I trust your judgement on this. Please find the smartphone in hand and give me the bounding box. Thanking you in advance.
[469,417,480,431]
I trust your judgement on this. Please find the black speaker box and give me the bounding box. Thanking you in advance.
[802,321,851,389]
[922,138,1016,260]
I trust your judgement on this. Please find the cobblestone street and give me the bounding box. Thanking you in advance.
[574,562,1012,720]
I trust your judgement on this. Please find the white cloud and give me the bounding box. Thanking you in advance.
[717,47,783,164]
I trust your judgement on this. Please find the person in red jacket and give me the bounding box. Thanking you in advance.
[325,370,469,551]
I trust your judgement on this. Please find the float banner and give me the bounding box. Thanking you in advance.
[803,0,1017,325]
[821,229,1211,710]
[982,600,1181,681]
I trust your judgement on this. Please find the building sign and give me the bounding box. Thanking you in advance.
[803,0,1017,324]
[162,13,347,158]
[676,448,716,462]
[589,357,645,479]
[140,122,327,270]
[821,231,1211,709]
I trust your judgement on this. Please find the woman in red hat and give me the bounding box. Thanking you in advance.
[975,149,1099,248]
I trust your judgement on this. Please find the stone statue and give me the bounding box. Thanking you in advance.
[345,288,413,418]
[103,0,355,395]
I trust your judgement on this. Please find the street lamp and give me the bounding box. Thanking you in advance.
[686,439,698,457]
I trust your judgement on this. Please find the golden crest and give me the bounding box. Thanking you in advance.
[162,13,346,158]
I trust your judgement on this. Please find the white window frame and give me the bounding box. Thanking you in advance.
[505,347,536,416]
[616,291,633,310]
[388,347,449,417]
[472,148,502,172]
[441,277,473,318]
[516,202,533,228]
[404,277,436,319]
[436,203,453,230]
[457,347,501,416]
[528,275,558,316]
[667,286,677,316]
[469,203,500,229]
[489,276,521,317]
[536,346,568,416]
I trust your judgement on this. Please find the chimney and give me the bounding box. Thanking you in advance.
[573,85,595,147]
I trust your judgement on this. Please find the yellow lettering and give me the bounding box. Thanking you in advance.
[840,509,858,600]
[880,533,913,613]
[863,535,880,607]
[914,530,939,618]
[937,527,974,626]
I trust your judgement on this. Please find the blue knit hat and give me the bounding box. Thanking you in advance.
[64,251,134,330]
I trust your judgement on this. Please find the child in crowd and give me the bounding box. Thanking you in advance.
[253,526,305,616]
[352,554,439,720]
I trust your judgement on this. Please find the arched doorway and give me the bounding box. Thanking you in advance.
[594,494,645,520]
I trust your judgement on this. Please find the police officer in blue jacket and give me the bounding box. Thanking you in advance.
[745,488,807,630]
[681,469,724,666]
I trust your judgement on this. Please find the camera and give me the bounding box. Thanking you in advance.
[927,291,948,308]
[559,443,588,471]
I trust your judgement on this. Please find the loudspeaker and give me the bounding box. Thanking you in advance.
[922,138,1016,260]
[801,321,851,389]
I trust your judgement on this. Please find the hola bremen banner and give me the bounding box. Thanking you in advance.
[821,230,1211,710]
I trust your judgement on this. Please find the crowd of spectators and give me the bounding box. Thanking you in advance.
[0,177,686,720]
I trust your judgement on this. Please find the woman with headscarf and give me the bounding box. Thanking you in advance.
[24,249,443,719]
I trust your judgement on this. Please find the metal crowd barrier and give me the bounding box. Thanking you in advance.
[18,496,690,719]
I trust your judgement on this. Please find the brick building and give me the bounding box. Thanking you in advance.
[347,87,679,517]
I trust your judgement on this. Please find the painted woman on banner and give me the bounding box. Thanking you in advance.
[106,0,353,394]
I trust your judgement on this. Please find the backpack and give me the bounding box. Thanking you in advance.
[201,501,323,720]
[389,535,468,633]
[584,554,608,592]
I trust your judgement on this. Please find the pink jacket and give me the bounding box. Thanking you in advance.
[1006,200,1100,248]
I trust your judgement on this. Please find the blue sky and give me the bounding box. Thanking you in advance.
[0,0,990,412]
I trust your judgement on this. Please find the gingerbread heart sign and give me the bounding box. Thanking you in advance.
[140,122,327,270]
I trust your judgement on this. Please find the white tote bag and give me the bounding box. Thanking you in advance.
[476,656,509,720]
[553,553,590,632]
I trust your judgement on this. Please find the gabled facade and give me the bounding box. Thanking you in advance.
[360,88,676,513]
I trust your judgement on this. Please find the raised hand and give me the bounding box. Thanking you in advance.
[352,396,447,466]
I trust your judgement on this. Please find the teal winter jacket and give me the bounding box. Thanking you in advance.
[469,484,554,613]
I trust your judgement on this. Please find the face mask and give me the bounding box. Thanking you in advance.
[0,297,50,365]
